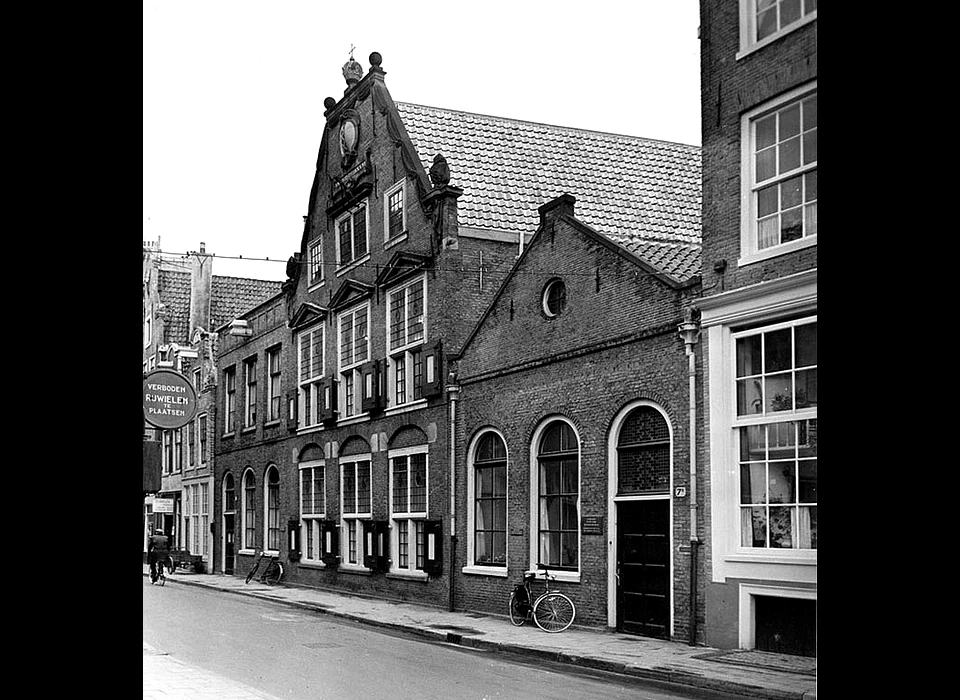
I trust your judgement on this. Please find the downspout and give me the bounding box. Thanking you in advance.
[679,311,701,646]
[447,379,460,612]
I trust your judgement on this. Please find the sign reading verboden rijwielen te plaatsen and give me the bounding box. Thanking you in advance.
[142,368,197,430]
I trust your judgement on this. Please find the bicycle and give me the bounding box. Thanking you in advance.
[244,550,284,585]
[150,554,174,586]
[508,563,576,632]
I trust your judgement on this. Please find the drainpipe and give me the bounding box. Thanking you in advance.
[447,378,460,612]
[678,311,701,646]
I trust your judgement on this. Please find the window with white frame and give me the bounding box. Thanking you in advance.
[244,356,258,428]
[341,457,371,565]
[201,482,209,556]
[735,317,817,550]
[739,0,817,54]
[297,325,324,428]
[536,420,580,571]
[224,473,236,516]
[472,432,507,567]
[198,414,207,464]
[387,276,425,407]
[224,367,236,433]
[390,448,428,573]
[162,430,173,473]
[267,346,282,422]
[384,180,406,242]
[338,303,369,418]
[193,367,201,391]
[336,202,368,267]
[265,466,281,552]
[308,236,324,286]
[174,428,183,471]
[243,470,256,550]
[299,459,325,562]
[188,484,201,554]
[741,83,817,261]
[144,311,152,348]
[188,418,196,467]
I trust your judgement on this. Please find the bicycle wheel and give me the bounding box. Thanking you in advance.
[533,593,576,633]
[263,561,283,585]
[165,556,175,576]
[508,591,528,626]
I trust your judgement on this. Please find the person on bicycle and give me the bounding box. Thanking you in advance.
[148,528,170,584]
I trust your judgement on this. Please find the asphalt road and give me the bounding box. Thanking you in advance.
[143,579,728,700]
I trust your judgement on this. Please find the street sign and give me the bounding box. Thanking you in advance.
[153,498,174,513]
[143,368,198,429]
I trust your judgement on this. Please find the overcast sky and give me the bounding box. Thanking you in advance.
[143,1,702,281]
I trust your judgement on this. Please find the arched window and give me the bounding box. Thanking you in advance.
[473,432,507,566]
[224,473,236,514]
[243,470,256,550]
[537,420,579,570]
[265,466,281,552]
[617,406,671,495]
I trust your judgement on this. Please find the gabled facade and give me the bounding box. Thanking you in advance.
[210,52,705,626]
[212,53,519,604]
[142,240,282,570]
[698,1,817,656]
[454,194,704,640]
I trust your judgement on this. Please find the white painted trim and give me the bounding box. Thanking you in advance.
[465,428,509,568]
[528,416,582,579]
[737,0,817,58]
[461,565,509,578]
[738,583,817,650]
[606,401,674,632]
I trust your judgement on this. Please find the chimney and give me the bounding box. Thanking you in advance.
[538,194,576,227]
[189,243,212,337]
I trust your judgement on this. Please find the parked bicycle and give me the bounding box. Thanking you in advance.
[508,563,576,632]
[245,550,284,585]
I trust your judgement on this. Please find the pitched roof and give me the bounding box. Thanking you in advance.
[210,276,283,329]
[396,103,702,283]
[157,265,282,344]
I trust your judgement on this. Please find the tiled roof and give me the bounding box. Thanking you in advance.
[396,103,702,283]
[158,268,191,344]
[156,266,282,343]
[211,276,283,329]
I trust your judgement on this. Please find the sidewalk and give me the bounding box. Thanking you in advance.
[143,565,816,700]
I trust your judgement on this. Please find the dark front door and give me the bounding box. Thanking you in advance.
[224,514,235,575]
[617,499,669,637]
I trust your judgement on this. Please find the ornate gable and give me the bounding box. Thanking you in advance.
[374,250,432,289]
[288,302,328,330]
[329,279,374,312]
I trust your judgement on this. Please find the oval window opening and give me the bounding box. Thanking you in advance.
[543,279,567,317]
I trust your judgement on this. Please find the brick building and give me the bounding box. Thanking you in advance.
[142,240,282,570]
[211,52,704,631]
[697,1,817,655]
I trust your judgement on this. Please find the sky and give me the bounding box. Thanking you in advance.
[143,1,702,282]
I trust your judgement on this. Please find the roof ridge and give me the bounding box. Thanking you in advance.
[396,102,701,150]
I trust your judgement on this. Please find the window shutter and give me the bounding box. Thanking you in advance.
[424,520,443,575]
[320,375,338,424]
[422,340,443,398]
[360,359,386,414]
[363,520,389,572]
[286,389,298,432]
[321,520,340,566]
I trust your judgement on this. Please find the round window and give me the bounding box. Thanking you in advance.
[542,279,567,317]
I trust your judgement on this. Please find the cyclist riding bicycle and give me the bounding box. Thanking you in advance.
[147,528,170,584]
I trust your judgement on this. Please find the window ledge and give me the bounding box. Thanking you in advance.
[462,565,508,578]
[738,235,816,268]
[736,13,817,60]
[240,426,257,435]
[298,560,328,570]
[527,569,581,584]
[307,280,326,292]
[728,551,817,566]
[384,232,408,250]
[335,253,371,278]
[337,563,373,576]
[238,549,257,556]
[337,414,369,428]
[264,420,281,428]
[386,570,428,582]
[222,432,235,439]
[384,400,428,418]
